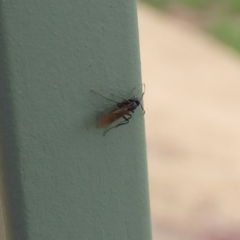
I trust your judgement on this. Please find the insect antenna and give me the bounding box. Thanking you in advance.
[110,87,137,102]
[110,94,129,103]
[140,103,145,114]
[139,84,145,114]
[90,90,119,103]
[129,87,137,99]
[139,84,145,101]
[130,87,136,96]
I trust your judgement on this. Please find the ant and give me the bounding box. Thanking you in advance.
[90,84,145,136]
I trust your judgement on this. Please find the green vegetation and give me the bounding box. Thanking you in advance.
[143,0,168,8]
[208,19,240,52]
[139,0,240,54]
[178,0,213,9]
[228,0,240,13]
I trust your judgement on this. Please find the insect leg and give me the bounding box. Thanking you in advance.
[103,114,132,136]
[120,114,132,123]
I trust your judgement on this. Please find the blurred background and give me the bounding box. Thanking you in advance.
[137,1,240,239]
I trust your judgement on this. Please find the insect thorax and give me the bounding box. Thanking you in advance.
[128,99,140,111]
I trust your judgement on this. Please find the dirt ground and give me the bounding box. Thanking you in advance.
[138,3,240,240]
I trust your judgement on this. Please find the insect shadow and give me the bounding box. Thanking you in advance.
[90,84,145,136]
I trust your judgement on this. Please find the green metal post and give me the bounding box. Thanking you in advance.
[0,0,151,239]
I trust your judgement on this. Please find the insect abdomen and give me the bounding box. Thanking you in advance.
[96,109,129,128]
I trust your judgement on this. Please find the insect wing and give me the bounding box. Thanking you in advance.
[96,107,129,128]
